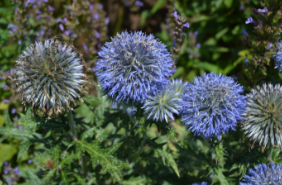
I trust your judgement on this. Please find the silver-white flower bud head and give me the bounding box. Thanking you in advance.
[15,39,90,120]
[242,83,282,151]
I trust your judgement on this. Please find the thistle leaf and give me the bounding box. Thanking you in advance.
[17,139,32,160]
[155,148,180,177]
[76,140,125,183]
[26,167,42,185]
[4,109,13,127]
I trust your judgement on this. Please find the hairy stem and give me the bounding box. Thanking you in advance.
[68,111,85,175]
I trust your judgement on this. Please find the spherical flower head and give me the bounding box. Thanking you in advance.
[142,79,187,123]
[273,41,282,72]
[170,79,188,94]
[242,83,282,149]
[15,39,89,120]
[180,73,246,138]
[95,31,174,105]
[240,162,282,185]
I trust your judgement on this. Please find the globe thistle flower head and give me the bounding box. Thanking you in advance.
[240,162,282,185]
[242,83,282,150]
[273,41,282,72]
[15,39,90,120]
[180,73,246,138]
[170,79,188,94]
[95,31,174,105]
[142,79,187,123]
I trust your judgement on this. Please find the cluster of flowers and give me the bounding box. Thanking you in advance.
[11,7,282,183]
[2,161,21,185]
[8,0,108,60]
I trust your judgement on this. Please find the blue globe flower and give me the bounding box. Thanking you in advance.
[142,79,187,123]
[180,73,246,138]
[240,162,282,185]
[273,41,282,72]
[95,31,174,105]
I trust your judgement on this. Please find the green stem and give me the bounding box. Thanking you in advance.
[67,111,85,175]
[133,128,147,162]
[267,145,273,162]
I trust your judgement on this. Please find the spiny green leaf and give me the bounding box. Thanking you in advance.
[73,174,87,185]
[42,169,56,184]
[156,148,180,178]
[212,168,229,185]
[214,143,226,167]
[4,109,13,127]
[76,140,125,183]
[0,127,33,140]
[26,167,42,185]
[17,139,32,160]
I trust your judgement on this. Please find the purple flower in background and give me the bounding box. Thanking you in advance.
[92,67,96,72]
[268,42,273,49]
[245,17,256,24]
[105,17,110,24]
[135,0,144,7]
[257,7,268,13]
[92,13,99,20]
[2,84,10,89]
[11,108,17,114]
[95,31,101,38]
[172,10,178,20]
[14,116,18,120]
[194,31,199,36]
[196,43,201,48]
[82,43,89,51]
[2,99,10,103]
[64,30,70,36]
[59,24,64,31]
[241,29,248,37]
[48,6,55,12]
[18,40,22,45]
[7,24,17,35]
[182,22,190,28]
[89,4,93,11]
[27,159,33,164]
[18,126,23,130]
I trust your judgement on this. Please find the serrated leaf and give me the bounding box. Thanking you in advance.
[0,127,33,140]
[4,109,13,127]
[214,143,226,167]
[17,139,32,160]
[76,140,125,183]
[73,174,87,185]
[166,126,183,148]
[26,167,42,185]
[42,169,56,184]
[212,168,229,185]
[156,148,180,177]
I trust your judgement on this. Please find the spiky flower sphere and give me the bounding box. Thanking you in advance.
[273,41,282,72]
[240,162,282,185]
[95,31,174,105]
[180,73,246,138]
[15,39,89,119]
[142,79,187,123]
[242,83,282,150]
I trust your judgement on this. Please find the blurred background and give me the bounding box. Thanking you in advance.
[0,0,264,184]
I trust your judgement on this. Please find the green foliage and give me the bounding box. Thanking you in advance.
[0,0,282,184]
